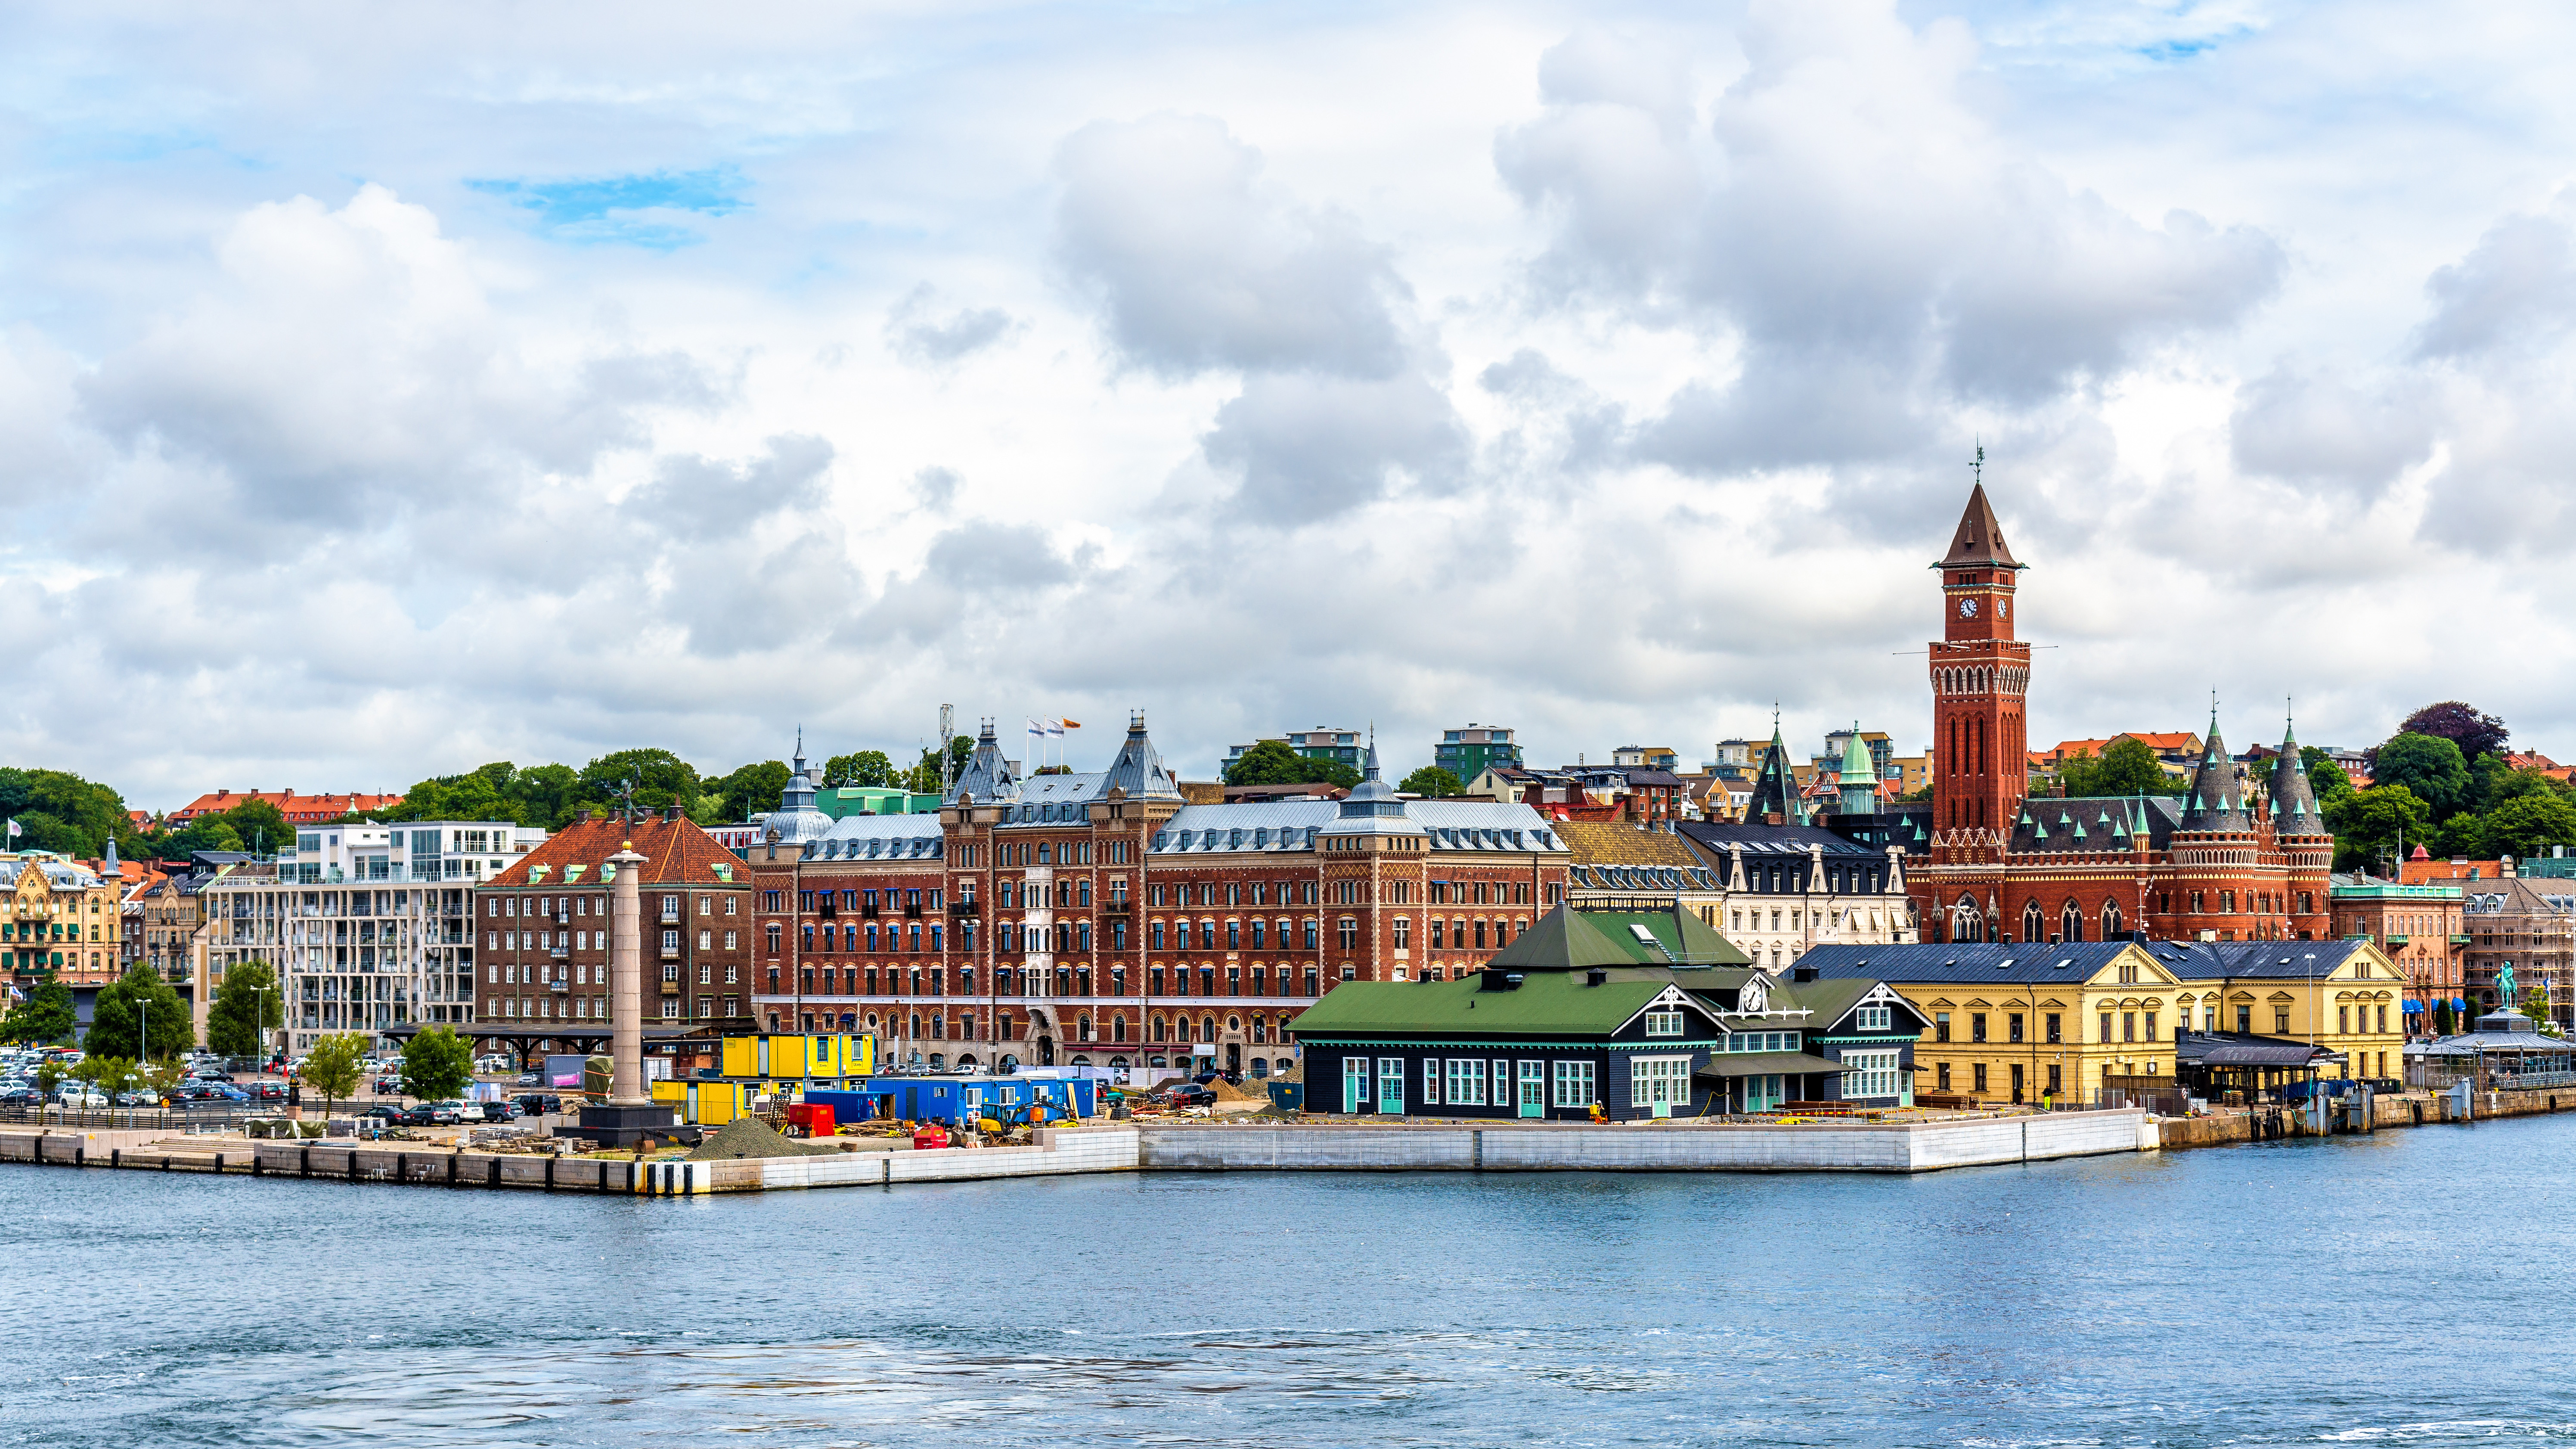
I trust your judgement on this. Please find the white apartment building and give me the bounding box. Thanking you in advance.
[200,821,548,1051]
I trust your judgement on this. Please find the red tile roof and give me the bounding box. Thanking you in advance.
[482,815,746,890]
[167,788,404,824]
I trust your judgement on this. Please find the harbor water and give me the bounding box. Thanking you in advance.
[6,1115,2572,1448]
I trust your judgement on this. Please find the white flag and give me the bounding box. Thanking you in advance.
[4,818,18,839]
[1044,720,1065,737]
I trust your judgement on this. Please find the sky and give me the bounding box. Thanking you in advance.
[3,0,2573,810]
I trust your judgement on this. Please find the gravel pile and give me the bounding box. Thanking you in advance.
[685,1116,839,1160]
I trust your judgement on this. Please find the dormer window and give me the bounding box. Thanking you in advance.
[1643,1010,1683,1036]
[1856,1004,1891,1031]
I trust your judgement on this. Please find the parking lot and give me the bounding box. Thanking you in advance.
[0,1046,562,1133]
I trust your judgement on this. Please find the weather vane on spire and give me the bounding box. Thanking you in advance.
[1971,441,1984,489]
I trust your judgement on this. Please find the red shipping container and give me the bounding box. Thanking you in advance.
[786,1103,835,1138]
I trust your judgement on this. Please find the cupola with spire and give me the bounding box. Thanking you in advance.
[1748,715,1801,825]
[1836,724,1880,816]
[2269,711,2325,837]
[2180,711,2251,832]
[945,718,1022,805]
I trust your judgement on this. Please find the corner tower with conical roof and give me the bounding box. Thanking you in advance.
[1837,723,1880,816]
[1929,470,2030,843]
[1748,717,1801,825]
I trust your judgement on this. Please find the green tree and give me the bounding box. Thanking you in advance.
[2479,793,2576,860]
[301,1032,369,1117]
[85,964,192,1061]
[576,748,704,819]
[1224,740,1361,790]
[206,961,284,1058]
[902,736,975,794]
[2371,733,2471,818]
[1399,766,1465,797]
[32,1057,65,1101]
[824,751,897,788]
[71,1054,137,1101]
[0,767,146,859]
[2303,747,2356,807]
[399,1024,474,1102]
[710,760,792,822]
[2325,784,2433,873]
[0,977,76,1044]
[2061,738,2176,796]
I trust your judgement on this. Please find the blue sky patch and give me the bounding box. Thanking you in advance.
[467,165,746,248]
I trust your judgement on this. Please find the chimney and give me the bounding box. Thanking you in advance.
[1585,968,1607,987]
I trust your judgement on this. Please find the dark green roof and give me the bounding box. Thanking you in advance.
[1488,904,1750,971]
[1286,970,1720,1039]
[1694,1051,1849,1077]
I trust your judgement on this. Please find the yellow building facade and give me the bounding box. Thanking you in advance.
[3,854,121,989]
[1806,938,2406,1104]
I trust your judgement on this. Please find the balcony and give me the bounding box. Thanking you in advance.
[660,978,680,995]
[2386,934,2409,946]
[549,979,569,993]
[2452,934,2473,945]
[905,903,924,919]
[950,897,980,916]
[659,942,682,959]
[1103,899,1132,914]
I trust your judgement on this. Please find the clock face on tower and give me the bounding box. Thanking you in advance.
[1958,597,1978,619]
[1998,598,2009,620]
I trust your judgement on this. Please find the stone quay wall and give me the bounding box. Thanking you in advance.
[1136,1110,2150,1174]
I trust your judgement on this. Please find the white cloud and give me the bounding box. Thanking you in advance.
[3,0,2576,808]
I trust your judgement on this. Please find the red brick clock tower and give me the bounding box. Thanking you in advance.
[1930,477,2029,840]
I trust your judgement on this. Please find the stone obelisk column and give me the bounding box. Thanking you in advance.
[607,845,649,1107]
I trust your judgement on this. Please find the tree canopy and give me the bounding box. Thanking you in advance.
[206,961,284,1059]
[709,760,791,822]
[0,978,76,1044]
[824,751,897,788]
[0,767,147,860]
[2324,783,2433,872]
[1399,766,1465,797]
[2398,701,2509,762]
[400,1025,474,1101]
[85,964,193,1060]
[1225,740,1362,790]
[2059,738,2178,796]
[301,1032,369,1113]
[2371,733,2472,818]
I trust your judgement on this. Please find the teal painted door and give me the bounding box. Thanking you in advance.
[1377,1057,1404,1114]
[1344,1057,1371,1113]
[1517,1061,1544,1117]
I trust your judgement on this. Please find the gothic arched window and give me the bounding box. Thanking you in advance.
[2061,900,2083,943]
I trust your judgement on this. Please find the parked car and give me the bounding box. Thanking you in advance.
[372,1074,402,1095]
[54,1088,108,1108]
[513,1072,541,1086]
[356,1104,405,1122]
[398,1102,464,1126]
[472,1100,518,1122]
[244,1082,285,1101]
[114,1090,161,1107]
[190,1069,236,1083]
[1160,1084,1218,1108]
[512,1093,564,1117]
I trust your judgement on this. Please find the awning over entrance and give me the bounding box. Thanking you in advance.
[1695,1051,1849,1079]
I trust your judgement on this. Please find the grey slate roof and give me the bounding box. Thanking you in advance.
[1798,941,2138,984]
[2136,938,2372,981]
[1683,822,1890,860]
[2180,718,2252,831]
[2010,794,2180,854]
[1148,798,1564,855]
